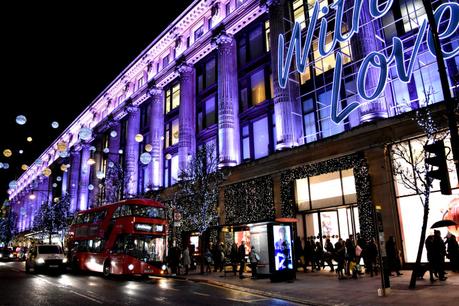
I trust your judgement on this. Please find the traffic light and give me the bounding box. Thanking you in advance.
[424,140,451,195]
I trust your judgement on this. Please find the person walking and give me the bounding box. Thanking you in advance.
[446,233,459,272]
[204,248,213,274]
[182,246,191,275]
[365,238,378,277]
[425,233,436,282]
[433,230,447,281]
[303,239,313,272]
[335,238,346,279]
[345,238,357,278]
[230,242,238,276]
[385,236,402,276]
[314,241,324,271]
[238,241,247,279]
[249,246,260,279]
[324,238,335,272]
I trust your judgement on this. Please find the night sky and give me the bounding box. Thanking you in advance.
[0,1,193,201]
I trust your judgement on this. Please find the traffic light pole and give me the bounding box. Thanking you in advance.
[422,0,459,183]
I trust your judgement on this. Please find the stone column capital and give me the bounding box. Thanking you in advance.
[176,63,194,75]
[148,86,163,97]
[212,31,234,48]
[126,105,139,114]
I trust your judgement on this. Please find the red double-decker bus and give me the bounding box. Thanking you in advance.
[66,199,168,277]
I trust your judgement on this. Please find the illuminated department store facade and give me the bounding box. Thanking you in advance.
[8,0,459,264]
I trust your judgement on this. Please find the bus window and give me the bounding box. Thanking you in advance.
[112,207,122,219]
[131,205,165,219]
[93,210,107,222]
[74,214,85,224]
[120,205,132,217]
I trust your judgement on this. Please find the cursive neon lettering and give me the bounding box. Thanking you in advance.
[357,52,389,101]
[427,2,459,60]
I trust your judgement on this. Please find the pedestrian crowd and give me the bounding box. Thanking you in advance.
[165,231,459,282]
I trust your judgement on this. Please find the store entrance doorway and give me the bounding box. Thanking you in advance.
[303,205,360,246]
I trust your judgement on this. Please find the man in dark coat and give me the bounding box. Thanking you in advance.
[446,233,459,272]
[385,236,402,276]
[425,233,436,282]
[433,230,446,280]
[238,241,246,279]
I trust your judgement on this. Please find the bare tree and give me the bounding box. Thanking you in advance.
[391,96,449,288]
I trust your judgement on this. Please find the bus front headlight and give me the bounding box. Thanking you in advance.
[161,264,167,271]
[36,258,45,264]
[62,258,68,263]
[128,264,134,271]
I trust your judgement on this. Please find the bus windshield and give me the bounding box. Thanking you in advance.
[113,234,165,262]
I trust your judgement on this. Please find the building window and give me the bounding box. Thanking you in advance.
[194,25,204,41]
[137,76,145,89]
[317,90,345,138]
[307,0,328,20]
[197,57,217,93]
[252,117,269,159]
[400,0,426,33]
[162,55,170,68]
[204,96,216,128]
[226,2,231,16]
[264,21,270,52]
[165,118,179,149]
[236,0,245,8]
[251,70,267,105]
[242,125,251,161]
[140,103,151,131]
[237,21,270,67]
[293,0,306,30]
[302,98,317,143]
[165,83,180,114]
[313,34,335,76]
[240,115,275,162]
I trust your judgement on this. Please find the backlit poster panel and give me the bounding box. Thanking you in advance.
[273,225,293,271]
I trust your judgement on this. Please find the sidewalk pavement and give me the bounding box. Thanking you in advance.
[172,268,459,306]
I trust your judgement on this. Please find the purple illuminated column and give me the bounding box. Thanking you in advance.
[177,63,196,171]
[78,144,91,210]
[351,1,388,122]
[148,87,164,189]
[105,121,121,203]
[267,0,304,149]
[61,170,68,196]
[124,106,140,197]
[89,139,102,207]
[214,31,240,167]
[69,148,81,212]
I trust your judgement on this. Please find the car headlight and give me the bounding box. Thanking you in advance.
[62,258,68,263]
[36,258,45,264]
[9,254,14,258]
[128,264,134,271]
[161,264,167,270]
[0,254,3,258]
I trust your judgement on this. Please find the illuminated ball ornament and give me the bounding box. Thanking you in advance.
[88,184,94,191]
[96,171,105,179]
[42,168,52,177]
[19,150,24,154]
[54,197,59,203]
[16,115,27,125]
[56,176,62,182]
[140,152,152,165]
[110,130,118,138]
[135,134,144,143]
[52,183,58,188]
[59,151,68,158]
[0,163,3,169]
[3,163,9,169]
[78,127,92,141]
[165,153,172,160]
[3,149,12,157]
[118,149,123,154]
[90,146,96,152]
[60,164,69,172]
[51,121,59,129]
[57,142,67,152]
[87,158,96,166]
[8,181,18,190]
[108,161,114,168]
[103,147,110,154]
[145,144,153,152]
[35,159,43,166]
[21,164,28,171]
[27,137,33,142]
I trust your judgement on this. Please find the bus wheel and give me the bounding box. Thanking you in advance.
[103,261,111,278]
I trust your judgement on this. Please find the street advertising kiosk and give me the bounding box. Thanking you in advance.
[269,223,295,282]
